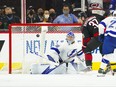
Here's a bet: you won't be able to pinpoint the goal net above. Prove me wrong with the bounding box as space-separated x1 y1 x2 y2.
8 23 82 74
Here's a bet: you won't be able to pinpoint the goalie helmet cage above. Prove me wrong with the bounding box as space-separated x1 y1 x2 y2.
9 23 82 74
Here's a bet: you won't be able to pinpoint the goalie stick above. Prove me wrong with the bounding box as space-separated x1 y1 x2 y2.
40 49 84 74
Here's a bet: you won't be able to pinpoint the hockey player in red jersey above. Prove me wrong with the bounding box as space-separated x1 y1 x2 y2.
80 2 105 71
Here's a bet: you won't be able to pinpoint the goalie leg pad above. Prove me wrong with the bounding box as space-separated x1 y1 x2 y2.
30 63 50 74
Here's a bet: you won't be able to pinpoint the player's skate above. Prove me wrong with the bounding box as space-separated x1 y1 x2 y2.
98 68 106 74
98 64 111 74
81 66 92 72
97 65 114 76
97 68 106 77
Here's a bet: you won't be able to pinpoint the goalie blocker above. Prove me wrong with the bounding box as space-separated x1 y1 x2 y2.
83 36 103 53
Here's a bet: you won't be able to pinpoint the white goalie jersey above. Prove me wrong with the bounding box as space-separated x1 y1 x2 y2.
30 31 86 74
46 40 84 64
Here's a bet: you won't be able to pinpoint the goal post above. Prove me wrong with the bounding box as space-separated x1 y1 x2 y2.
40 26 48 58
9 23 82 74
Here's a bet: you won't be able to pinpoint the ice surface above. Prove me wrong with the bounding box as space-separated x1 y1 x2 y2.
0 71 116 87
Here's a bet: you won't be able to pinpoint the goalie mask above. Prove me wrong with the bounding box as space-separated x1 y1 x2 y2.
66 31 75 45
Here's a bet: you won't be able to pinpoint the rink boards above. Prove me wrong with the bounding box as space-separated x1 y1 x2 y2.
0 33 116 71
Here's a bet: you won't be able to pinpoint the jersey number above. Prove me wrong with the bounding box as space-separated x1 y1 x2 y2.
89 19 98 27
109 20 116 28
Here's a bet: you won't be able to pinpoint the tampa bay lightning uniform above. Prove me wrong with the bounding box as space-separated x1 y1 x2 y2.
99 16 116 54
30 32 86 74
98 12 116 73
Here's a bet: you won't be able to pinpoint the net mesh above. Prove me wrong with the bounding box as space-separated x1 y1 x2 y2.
8 23 82 74
12 25 81 33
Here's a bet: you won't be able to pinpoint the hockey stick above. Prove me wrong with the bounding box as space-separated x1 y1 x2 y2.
97 66 115 77
41 50 83 74
110 63 116 66
109 64 115 76
105 63 115 76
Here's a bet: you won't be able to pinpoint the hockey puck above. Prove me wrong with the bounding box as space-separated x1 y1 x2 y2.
36 34 40 37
